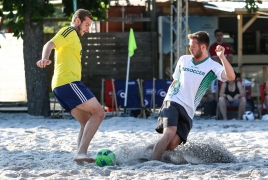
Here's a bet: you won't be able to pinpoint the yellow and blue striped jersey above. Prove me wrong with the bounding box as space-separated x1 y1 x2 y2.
51 26 82 90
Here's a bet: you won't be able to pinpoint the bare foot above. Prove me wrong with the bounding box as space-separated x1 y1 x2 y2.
73 154 95 163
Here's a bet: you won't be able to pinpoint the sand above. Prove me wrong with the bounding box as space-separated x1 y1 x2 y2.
0 112 268 179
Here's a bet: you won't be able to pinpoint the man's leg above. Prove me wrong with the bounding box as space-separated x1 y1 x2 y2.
150 126 177 160
238 97 246 120
71 109 91 149
147 133 182 150
219 97 227 120
72 97 105 162
166 133 182 150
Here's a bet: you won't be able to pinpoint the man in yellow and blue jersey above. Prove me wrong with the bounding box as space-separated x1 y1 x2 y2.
36 9 105 164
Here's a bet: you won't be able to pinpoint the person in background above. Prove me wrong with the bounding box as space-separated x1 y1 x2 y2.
147 31 235 161
209 29 234 100
218 72 246 120
36 9 105 164
209 29 233 65
200 89 217 119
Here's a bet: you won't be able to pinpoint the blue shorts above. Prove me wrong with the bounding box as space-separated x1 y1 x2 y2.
53 81 95 112
226 99 239 107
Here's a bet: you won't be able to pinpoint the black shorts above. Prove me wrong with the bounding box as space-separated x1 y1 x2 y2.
156 101 193 143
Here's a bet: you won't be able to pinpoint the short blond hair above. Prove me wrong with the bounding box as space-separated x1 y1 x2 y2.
71 9 93 25
188 31 210 49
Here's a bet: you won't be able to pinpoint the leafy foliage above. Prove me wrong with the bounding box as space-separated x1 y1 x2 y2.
1 0 54 38
62 0 109 21
0 0 110 38
245 0 262 14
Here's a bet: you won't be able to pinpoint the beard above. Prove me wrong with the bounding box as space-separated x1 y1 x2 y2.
190 48 202 59
77 24 83 37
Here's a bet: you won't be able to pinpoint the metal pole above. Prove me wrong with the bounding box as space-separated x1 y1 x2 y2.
124 56 131 113
177 0 181 60
106 10 109 32
122 6 125 32
170 0 173 80
158 17 163 79
185 0 189 54
73 0 77 12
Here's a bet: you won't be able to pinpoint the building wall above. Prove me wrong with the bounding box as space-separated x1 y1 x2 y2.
101 6 146 32
0 34 27 102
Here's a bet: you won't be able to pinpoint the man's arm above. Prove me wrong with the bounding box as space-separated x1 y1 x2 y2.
215 45 235 81
226 54 233 64
210 43 233 65
211 56 222 65
168 80 178 90
211 54 233 65
209 44 222 64
36 41 55 68
219 82 227 97
236 81 245 98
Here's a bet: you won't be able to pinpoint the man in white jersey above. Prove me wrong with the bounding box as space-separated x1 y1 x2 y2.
148 31 235 160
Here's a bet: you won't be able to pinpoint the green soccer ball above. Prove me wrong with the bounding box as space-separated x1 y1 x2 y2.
95 149 116 167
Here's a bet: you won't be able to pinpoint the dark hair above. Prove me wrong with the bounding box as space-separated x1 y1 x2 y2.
234 71 240 80
214 29 223 35
71 9 93 25
187 31 210 49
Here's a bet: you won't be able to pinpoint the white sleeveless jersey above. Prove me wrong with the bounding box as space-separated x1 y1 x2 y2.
165 55 226 119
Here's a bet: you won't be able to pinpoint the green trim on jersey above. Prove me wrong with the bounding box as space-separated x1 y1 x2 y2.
191 56 209 66
165 55 224 119
170 65 182 95
194 70 217 108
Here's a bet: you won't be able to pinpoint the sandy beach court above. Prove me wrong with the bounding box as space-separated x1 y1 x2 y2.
0 112 268 179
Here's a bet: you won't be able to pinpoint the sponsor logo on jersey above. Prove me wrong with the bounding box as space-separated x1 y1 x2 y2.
181 67 205 76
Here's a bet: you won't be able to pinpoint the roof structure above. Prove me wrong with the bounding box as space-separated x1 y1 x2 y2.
204 1 268 16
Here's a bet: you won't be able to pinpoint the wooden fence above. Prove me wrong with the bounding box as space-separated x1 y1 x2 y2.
45 32 158 101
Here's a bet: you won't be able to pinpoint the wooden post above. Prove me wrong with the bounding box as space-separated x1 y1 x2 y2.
137 79 146 118
237 14 243 76
101 79 105 110
0 15 5 30
263 66 267 82
111 79 119 116
237 13 259 79
105 10 109 32
121 6 125 32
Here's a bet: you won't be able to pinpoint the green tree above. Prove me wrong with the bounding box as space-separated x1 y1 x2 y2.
0 0 109 117
245 0 262 14
62 0 109 20
1 0 54 117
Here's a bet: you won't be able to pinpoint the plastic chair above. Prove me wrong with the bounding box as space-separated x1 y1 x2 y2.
114 79 141 109
217 80 250 119
104 79 118 115
143 79 172 117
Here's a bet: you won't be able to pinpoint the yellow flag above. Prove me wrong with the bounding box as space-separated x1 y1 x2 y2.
128 28 137 57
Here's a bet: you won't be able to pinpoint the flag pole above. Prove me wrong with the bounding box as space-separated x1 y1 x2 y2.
124 56 130 114
122 28 136 116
